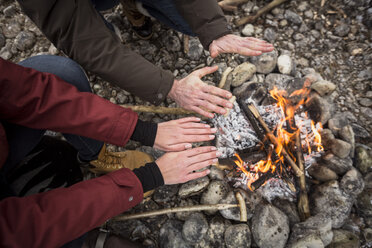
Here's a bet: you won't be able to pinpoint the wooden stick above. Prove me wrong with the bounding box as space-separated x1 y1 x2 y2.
114 203 239 221
247 104 303 177
218 0 249 11
183 34 189 55
236 191 247 222
295 131 311 220
224 96 236 117
121 104 196 115
321 0 326 7
235 0 289 26
218 67 233 89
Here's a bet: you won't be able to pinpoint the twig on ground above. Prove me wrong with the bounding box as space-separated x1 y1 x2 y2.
218 0 249 12
218 67 233 89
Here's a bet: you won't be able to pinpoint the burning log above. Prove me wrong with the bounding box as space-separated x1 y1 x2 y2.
245 103 303 177
235 0 289 26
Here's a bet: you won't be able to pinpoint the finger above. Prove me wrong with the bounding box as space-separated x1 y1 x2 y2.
200 91 233 109
188 158 217 172
246 37 273 45
185 146 217 157
195 98 227 115
188 151 220 165
176 116 201 124
175 134 215 144
182 127 217 135
192 66 219 78
181 122 212 129
242 41 274 52
190 106 215 118
166 143 192 152
203 84 232 99
184 169 210 182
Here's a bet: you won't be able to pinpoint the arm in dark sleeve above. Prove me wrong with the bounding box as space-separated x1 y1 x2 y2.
174 0 232 49
0 58 137 147
17 0 174 105
0 168 143 248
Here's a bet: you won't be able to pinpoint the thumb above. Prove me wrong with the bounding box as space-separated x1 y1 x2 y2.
192 66 219 78
209 44 219 58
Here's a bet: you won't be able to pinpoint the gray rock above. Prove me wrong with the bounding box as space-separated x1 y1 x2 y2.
330 139 352 159
178 176 209 198
2 21 21 38
308 163 338 182
264 28 277 42
0 47 12 60
320 153 353 176
311 80 336 96
187 37 203 61
208 166 225 181
242 24 255 36
251 204 289 248
204 216 231 248
264 73 294 90
340 169 365 198
224 224 251 248
160 220 191 248
328 229 360 248
229 62 256 87
288 213 333 247
200 180 229 214
277 54 294 75
356 188 372 217
182 213 208 244
14 31 36 51
365 172 372 189
334 23 350 37
355 146 372 174
306 93 332 124
175 199 196 221
359 97 372 107
116 92 128 104
0 33 4 48
328 113 349 136
162 32 181 52
339 125 355 158
153 184 179 205
363 228 372 244
3 5 16 17
321 129 335 147
285 10 303 25
250 50 278 74
311 180 353 228
272 199 300 228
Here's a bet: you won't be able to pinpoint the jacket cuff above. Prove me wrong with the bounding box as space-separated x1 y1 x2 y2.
151 69 174 105
130 120 158 147
132 162 164 192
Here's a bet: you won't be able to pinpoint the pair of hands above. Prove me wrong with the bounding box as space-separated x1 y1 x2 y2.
154 35 274 185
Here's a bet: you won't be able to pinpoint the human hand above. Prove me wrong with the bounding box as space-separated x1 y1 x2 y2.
168 66 233 118
156 146 220 184
154 117 217 152
209 34 274 58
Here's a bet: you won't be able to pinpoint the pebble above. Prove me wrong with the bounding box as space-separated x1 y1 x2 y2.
264 27 276 42
284 10 303 25
187 37 203 61
229 62 256 87
334 22 350 37
159 220 190 248
330 138 352 159
200 180 229 214
359 98 372 107
224 224 251 248
277 54 294 75
182 213 208 243
241 24 254 36
14 31 36 51
3 5 16 17
3 21 21 38
250 50 278 74
308 164 339 182
178 176 209 198
311 80 336 96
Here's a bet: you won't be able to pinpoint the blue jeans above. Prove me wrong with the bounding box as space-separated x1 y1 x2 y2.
91 0 195 35
2 55 103 174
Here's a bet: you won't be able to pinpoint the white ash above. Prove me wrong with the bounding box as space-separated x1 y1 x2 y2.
212 101 281 158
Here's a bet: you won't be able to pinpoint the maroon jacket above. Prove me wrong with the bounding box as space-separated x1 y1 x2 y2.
0 58 144 247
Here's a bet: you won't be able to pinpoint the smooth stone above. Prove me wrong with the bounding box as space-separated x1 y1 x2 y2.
288 213 333 247
162 31 181 52
250 50 278 74
242 24 255 36
264 73 294 90
182 213 208 244
153 184 179 205
320 152 353 176
331 139 352 159
3 21 21 38
264 27 277 42
285 10 303 24
0 33 5 48
311 80 336 96
175 199 196 221
178 176 210 198
359 98 372 107
224 224 251 248
229 62 256 87
356 188 372 217
272 199 300 228
321 129 335 147
306 93 332 124
208 166 225 181
159 220 191 248
203 216 231 248
252 204 289 248
340 169 365 198
339 125 355 157
312 180 353 228
308 163 338 182
14 31 36 51
328 230 360 248
355 146 372 174
277 54 294 75
334 22 350 37
187 37 203 61
200 180 229 214
328 113 349 135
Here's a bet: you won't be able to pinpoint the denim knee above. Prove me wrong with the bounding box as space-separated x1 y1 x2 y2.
18 55 91 93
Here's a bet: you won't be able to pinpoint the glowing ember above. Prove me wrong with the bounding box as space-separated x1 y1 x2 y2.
234 83 324 191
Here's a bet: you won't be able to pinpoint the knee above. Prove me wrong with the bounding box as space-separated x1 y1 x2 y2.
19 55 91 93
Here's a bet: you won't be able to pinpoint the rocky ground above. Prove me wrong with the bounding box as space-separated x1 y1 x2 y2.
1 0 371 247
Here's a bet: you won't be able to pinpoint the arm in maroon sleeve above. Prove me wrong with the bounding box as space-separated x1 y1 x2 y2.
0 168 143 248
0 58 137 147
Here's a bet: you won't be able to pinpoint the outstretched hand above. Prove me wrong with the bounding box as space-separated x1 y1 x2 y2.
209 34 274 58
154 117 217 152
168 66 233 118
156 146 220 184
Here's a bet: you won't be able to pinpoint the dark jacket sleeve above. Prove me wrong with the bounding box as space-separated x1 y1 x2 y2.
0 168 143 248
17 0 174 105
174 0 231 49
0 58 137 147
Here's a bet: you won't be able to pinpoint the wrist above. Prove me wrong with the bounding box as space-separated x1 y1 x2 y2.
168 79 179 100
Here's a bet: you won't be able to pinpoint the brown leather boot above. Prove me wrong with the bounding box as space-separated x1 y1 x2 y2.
120 0 153 39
